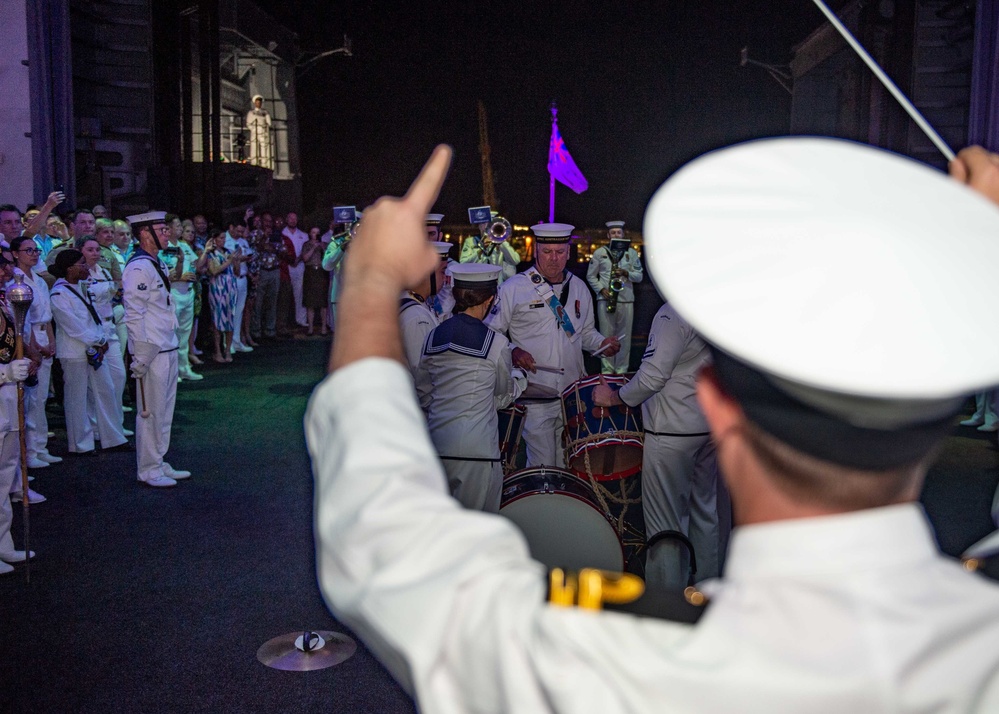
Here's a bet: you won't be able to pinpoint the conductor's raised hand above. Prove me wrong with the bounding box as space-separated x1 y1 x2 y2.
345 145 452 293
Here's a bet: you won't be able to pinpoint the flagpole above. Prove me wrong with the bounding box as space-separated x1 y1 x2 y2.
549 103 557 222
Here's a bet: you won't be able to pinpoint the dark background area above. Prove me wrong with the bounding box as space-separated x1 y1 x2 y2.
256 1 824 226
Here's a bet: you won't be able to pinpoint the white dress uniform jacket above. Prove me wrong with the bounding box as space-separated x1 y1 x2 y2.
587 246 643 374
459 237 520 283
618 303 726 588
484 268 605 466
123 249 180 482
10 268 53 461
308 358 999 714
399 293 440 380
415 313 526 511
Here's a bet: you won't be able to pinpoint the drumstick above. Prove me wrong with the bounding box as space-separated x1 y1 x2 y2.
533 365 564 375
592 335 626 358
810 0 955 162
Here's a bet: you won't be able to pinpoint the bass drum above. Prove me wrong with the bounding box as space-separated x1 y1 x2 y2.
500 467 624 572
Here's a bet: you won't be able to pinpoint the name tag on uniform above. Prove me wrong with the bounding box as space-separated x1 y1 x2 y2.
528 301 545 309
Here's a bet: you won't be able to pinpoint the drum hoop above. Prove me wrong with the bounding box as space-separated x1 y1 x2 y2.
501 468 624 538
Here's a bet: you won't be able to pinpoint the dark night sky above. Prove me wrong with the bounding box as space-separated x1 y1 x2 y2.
257 1 825 228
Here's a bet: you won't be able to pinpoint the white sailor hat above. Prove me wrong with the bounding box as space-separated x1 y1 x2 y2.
449 262 501 288
643 137 999 469
252 94 264 102
425 213 444 225
126 211 167 230
605 220 625 229
431 241 452 258
531 222 574 243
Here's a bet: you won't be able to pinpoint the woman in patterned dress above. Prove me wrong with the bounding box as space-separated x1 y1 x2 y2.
206 232 240 363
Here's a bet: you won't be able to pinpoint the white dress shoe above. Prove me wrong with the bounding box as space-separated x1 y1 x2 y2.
179 370 204 381
234 344 253 353
123 405 134 413
11 488 46 504
37 452 62 464
0 550 34 563
0 561 12 575
27 457 50 469
142 475 177 488
122 428 134 437
163 463 191 480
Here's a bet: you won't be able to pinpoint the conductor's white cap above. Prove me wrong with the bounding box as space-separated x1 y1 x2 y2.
643 137 999 400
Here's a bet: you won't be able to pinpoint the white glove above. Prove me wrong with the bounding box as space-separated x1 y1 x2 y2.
0 359 32 383
130 361 148 379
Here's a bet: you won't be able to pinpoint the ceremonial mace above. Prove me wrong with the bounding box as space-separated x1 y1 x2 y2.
8 274 33 582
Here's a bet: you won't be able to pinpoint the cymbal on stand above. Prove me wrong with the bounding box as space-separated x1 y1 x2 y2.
256 630 358 671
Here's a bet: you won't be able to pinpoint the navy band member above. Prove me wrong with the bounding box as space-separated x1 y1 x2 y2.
416 263 526 511
459 208 520 283
426 213 455 318
308 142 999 712
594 302 728 591
399 240 451 380
484 223 618 467
586 220 643 373
123 211 191 488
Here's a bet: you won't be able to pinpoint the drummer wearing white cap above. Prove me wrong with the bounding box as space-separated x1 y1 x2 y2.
307 142 999 712
484 223 618 468
415 263 526 511
398 240 451 380
587 221 642 374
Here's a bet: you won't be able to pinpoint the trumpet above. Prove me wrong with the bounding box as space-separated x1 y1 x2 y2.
331 220 360 249
484 215 511 243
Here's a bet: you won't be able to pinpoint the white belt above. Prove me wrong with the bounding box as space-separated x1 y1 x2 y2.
171 282 192 294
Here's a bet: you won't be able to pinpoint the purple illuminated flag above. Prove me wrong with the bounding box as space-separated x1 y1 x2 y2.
548 118 588 194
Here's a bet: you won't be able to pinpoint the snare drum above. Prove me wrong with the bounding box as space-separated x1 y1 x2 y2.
497 404 527 475
500 467 624 572
561 374 643 481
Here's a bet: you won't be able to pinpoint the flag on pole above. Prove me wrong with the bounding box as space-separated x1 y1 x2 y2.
548 110 588 194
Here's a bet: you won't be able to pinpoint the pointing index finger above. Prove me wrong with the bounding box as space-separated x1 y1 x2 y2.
405 145 453 213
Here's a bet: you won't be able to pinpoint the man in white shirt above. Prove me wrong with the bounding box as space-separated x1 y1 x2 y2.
306 142 999 713
282 212 308 329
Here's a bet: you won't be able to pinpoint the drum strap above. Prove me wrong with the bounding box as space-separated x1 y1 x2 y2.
644 430 711 437
439 455 502 463
526 267 575 336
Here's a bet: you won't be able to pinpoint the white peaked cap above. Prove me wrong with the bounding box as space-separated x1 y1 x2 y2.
642 137 999 399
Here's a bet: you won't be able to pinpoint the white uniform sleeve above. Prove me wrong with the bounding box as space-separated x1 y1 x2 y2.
308 358 693 713
587 249 605 293
122 263 152 345
399 306 435 379
575 280 606 354
483 280 513 337
322 240 345 272
625 248 643 283
618 307 685 407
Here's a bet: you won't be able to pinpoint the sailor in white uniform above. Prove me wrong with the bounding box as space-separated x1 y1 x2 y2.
587 221 643 374
123 212 191 488
459 208 520 283
308 142 999 714
416 263 526 511
425 213 455 319
484 223 618 467
594 301 727 591
399 241 451 380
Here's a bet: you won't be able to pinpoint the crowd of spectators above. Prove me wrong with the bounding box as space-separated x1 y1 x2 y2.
0 195 335 547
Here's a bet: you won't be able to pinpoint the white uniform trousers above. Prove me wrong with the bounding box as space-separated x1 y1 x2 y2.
595 300 634 374
104 340 126 429
231 275 248 347
24 356 52 460
0 431 21 555
642 433 729 591
135 350 178 482
522 399 565 468
172 286 195 372
290 263 307 326
443 459 503 512
61 358 126 453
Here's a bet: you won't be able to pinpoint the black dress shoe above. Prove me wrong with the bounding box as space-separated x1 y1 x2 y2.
101 442 135 454
67 450 98 457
